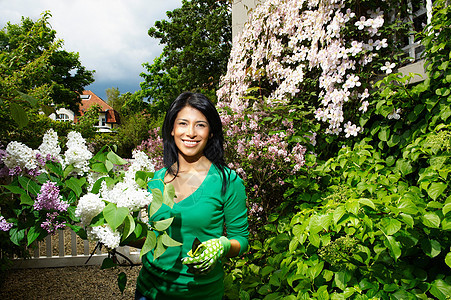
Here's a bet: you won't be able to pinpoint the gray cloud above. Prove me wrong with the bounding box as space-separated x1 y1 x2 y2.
0 0 182 99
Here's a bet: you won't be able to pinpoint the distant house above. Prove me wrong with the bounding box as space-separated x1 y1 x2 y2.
49 90 120 132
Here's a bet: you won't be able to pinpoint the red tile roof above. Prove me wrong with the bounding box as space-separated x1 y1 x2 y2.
76 90 119 124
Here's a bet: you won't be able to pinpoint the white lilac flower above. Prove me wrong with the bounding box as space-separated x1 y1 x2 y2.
75 193 105 226
63 131 92 175
38 128 61 162
123 150 155 184
87 224 121 249
3 141 38 172
101 181 152 212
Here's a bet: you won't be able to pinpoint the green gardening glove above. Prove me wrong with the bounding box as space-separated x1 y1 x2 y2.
181 236 231 274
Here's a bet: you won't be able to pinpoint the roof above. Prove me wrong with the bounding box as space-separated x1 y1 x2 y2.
77 90 119 124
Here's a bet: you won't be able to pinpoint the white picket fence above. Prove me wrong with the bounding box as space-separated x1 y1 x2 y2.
11 229 141 269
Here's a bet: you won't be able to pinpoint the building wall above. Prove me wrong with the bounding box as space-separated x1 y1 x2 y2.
232 0 262 40
48 108 75 122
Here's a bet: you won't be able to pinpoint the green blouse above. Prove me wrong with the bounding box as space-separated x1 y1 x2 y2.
136 164 249 299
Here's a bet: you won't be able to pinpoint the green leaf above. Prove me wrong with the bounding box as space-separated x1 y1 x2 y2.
359 198 375 210
121 215 135 241
17 91 39 106
398 199 418 214
149 188 163 217
105 160 114 172
154 235 167 259
395 159 413 176
91 162 108 173
385 235 401 261
103 203 129 231
333 206 346 224
422 213 441 228
430 279 451 300
161 232 182 247
117 272 127 294
101 257 117 269
63 164 75 178
307 261 324 281
427 182 447 200
140 231 156 258
334 270 352 291
153 217 174 231
27 226 41 246
135 171 154 189
308 232 320 248
380 218 402 235
10 102 29 128
18 176 41 196
65 177 84 197
9 228 25 246
421 239 441 258
163 183 176 208
107 151 128 165
445 252 451 268
443 203 451 216
20 193 34 206
2 185 26 195
46 161 63 177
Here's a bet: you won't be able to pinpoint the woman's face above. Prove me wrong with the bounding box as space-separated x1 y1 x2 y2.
171 105 211 162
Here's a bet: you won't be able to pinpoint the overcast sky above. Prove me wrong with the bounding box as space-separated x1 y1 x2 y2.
1 0 182 100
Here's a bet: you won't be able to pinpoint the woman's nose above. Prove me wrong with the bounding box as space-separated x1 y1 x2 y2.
187 125 196 137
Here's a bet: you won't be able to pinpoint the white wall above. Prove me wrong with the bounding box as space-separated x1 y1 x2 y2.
232 0 262 40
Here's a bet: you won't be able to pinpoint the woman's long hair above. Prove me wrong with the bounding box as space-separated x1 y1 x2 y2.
162 92 230 194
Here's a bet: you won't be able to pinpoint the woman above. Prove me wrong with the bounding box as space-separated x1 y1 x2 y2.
135 92 249 299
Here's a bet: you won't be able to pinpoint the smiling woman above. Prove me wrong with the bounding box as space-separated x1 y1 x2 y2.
134 92 249 299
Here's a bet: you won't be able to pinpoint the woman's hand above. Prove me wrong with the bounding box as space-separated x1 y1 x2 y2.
181 236 231 274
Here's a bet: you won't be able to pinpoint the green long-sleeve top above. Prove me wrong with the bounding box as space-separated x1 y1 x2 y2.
136 164 249 299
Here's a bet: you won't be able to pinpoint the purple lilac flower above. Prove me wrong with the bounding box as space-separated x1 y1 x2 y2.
34 181 69 212
9 166 22 176
41 212 66 235
0 216 13 231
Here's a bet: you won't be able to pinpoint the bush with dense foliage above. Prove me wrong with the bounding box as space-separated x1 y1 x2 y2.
219 0 451 299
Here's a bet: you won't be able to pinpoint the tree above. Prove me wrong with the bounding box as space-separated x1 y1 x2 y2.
0 11 94 145
138 0 232 113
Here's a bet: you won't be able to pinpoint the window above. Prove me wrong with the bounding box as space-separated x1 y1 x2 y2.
80 94 91 100
101 118 106 126
56 113 70 122
402 0 433 61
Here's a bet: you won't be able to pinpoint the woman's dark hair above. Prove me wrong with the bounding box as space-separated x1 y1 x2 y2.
162 92 230 194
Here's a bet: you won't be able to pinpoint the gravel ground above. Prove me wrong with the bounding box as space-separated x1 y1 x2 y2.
0 265 141 299
0 230 142 299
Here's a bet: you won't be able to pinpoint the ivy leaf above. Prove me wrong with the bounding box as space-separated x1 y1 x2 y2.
427 182 447 201
103 203 129 231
